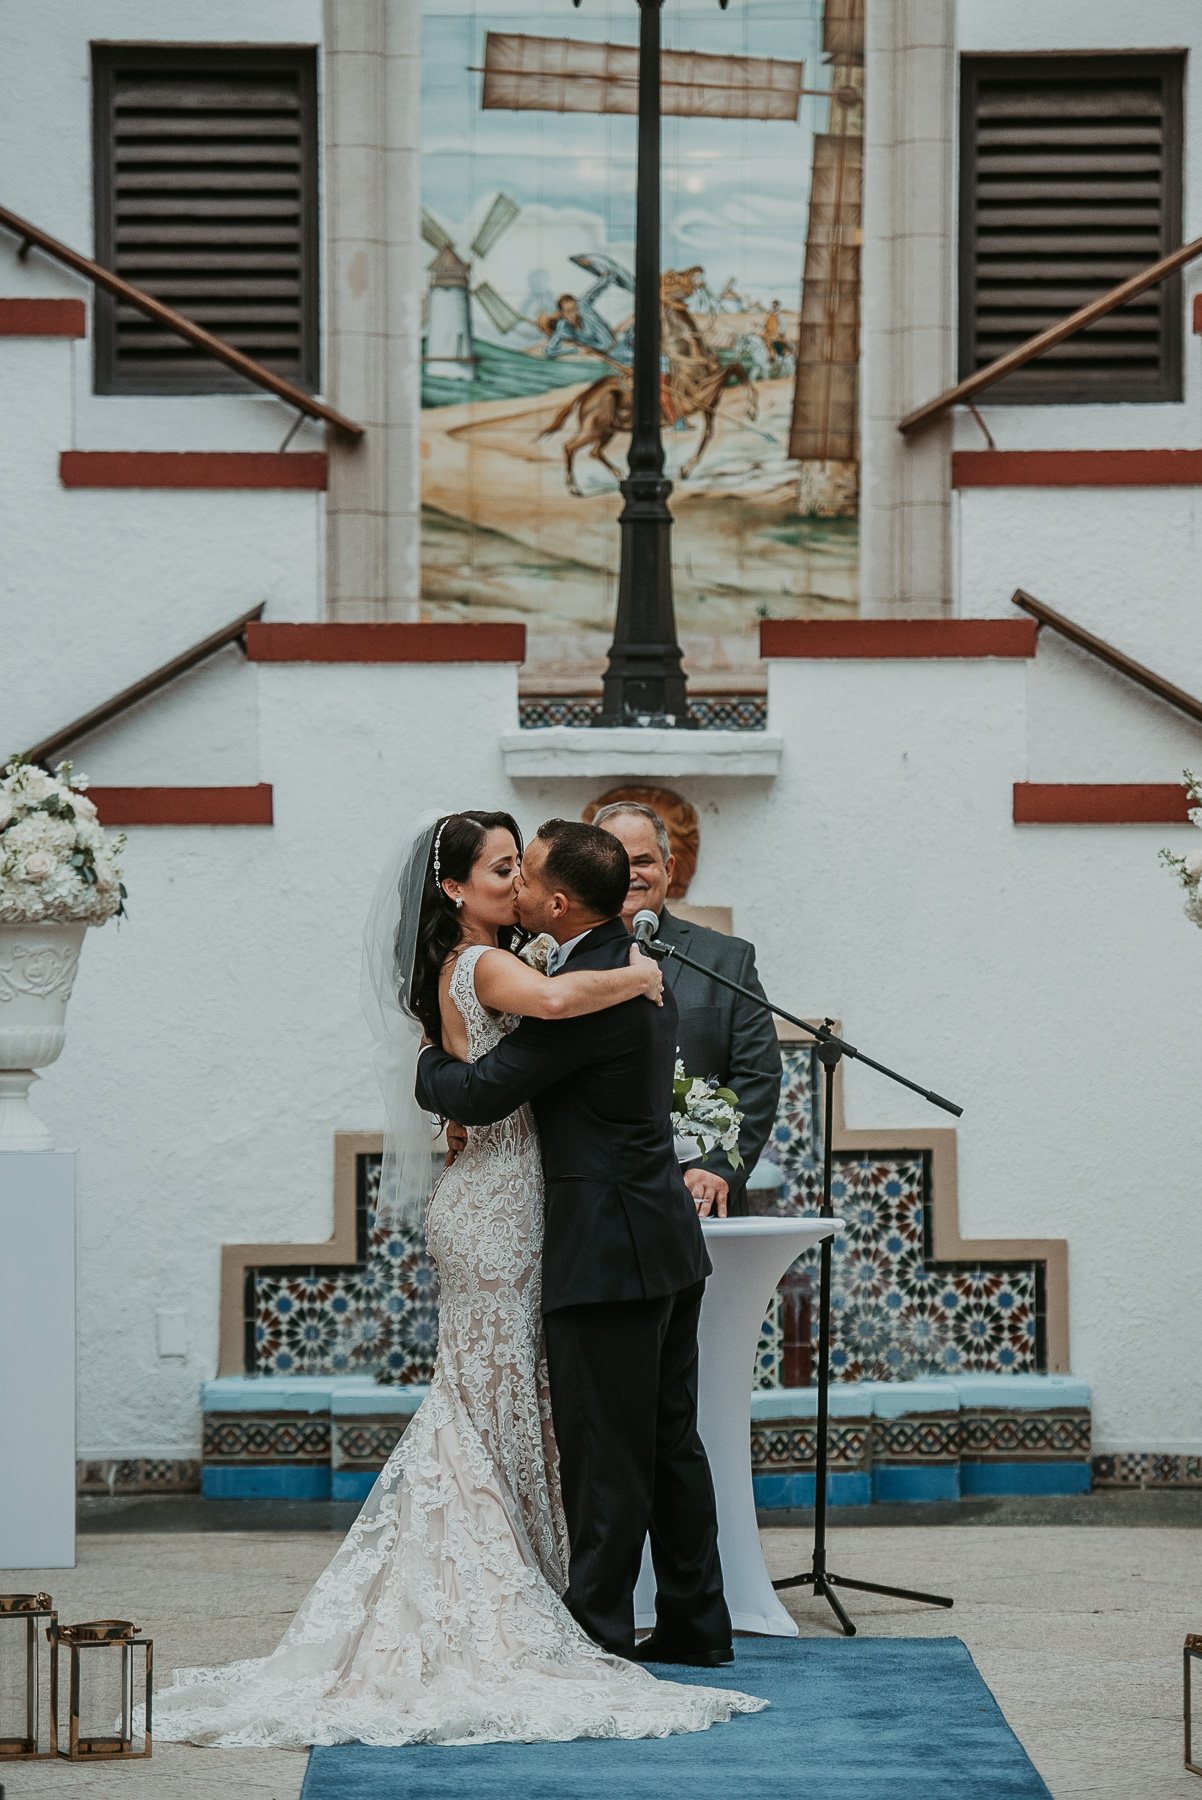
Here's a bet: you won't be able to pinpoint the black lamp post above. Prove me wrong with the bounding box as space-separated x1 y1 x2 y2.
589 0 726 729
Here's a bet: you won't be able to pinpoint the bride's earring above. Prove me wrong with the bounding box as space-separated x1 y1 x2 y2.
454 897 463 909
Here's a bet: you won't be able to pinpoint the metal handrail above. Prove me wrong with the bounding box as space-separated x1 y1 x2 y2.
1012 587 1202 728
0 201 363 442
22 604 266 769
900 234 1202 438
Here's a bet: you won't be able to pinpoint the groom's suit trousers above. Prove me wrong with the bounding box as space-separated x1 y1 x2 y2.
543 1278 730 1660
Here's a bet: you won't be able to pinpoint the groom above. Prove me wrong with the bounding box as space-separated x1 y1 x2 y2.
416 818 733 1666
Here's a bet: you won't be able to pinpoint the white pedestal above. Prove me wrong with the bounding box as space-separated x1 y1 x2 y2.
635 1215 840 1637
0 1152 76 1568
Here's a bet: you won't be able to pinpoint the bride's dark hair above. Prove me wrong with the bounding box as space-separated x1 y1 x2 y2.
407 810 524 1044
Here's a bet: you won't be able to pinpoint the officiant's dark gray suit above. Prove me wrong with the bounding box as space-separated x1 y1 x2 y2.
655 908 782 1214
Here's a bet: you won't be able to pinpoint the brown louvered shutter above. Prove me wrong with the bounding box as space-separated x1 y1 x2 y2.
959 55 1183 404
92 46 318 394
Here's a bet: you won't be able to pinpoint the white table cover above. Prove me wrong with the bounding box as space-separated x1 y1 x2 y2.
634 1214 841 1637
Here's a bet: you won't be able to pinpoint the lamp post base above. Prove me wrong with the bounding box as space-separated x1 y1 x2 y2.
595 473 690 727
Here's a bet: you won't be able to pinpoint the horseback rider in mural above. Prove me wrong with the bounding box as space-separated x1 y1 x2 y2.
536 254 758 496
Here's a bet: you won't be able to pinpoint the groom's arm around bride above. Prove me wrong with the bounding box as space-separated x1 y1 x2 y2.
416 820 734 1665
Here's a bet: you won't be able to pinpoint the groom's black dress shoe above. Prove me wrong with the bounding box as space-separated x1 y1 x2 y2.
630 1634 734 1667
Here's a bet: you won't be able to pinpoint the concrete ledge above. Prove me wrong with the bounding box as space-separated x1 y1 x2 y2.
501 726 783 779
200 1376 344 1412
330 1383 428 1416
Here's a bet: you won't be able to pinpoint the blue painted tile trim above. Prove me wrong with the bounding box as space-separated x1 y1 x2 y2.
753 1471 871 1509
872 1464 961 1504
960 1461 1091 1497
202 1465 333 1500
331 1471 379 1501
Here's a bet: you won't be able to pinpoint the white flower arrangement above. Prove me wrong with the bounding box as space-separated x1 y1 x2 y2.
0 758 127 926
1159 769 1202 930
517 932 557 974
671 1058 744 1170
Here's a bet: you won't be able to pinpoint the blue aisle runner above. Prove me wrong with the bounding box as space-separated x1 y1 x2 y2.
300 1636 1052 1800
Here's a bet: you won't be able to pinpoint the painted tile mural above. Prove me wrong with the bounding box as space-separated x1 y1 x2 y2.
248 1160 440 1383
751 1047 1043 1386
246 1050 1041 1388
419 0 863 690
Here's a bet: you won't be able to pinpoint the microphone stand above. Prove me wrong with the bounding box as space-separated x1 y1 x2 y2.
643 930 960 1635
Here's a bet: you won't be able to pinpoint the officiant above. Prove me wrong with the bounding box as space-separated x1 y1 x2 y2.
592 801 782 1219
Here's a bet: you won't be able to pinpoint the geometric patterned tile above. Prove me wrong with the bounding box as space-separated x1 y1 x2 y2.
1091 1451 1202 1488
242 1061 1043 1396
874 1414 961 1465
960 1410 1090 1461
76 1458 201 1494
246 1156 440 1384
332 1418 410 1470
202 1414 331 1465
519 696 767 731
753 1047 1043 1386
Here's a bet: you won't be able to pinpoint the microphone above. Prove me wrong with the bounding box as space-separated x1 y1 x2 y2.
632 909 659 949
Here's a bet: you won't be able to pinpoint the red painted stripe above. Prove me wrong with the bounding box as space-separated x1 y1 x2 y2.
59 452 327 490
0 298 87 336
89 785 274 825
1013 783 1192 824
246 622 527 663
760 619 1036 659
953 449 1202 489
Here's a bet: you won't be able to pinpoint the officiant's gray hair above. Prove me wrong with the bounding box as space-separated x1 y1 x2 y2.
592 800 672 867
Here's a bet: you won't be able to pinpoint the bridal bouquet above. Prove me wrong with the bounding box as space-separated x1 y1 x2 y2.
672 1058 744 1170
1159 769 1202 930
0 758 127 925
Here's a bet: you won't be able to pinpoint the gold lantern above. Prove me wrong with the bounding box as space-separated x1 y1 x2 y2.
0 1594 57 1759
1187 1634 1202 1777
49 1620 152 1760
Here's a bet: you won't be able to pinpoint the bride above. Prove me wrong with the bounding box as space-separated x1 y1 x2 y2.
151 809 766 1748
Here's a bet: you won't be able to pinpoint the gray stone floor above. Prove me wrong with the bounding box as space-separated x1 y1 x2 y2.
2 1518 1199 1799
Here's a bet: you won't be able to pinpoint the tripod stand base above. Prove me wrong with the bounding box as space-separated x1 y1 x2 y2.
772 1567 955 1637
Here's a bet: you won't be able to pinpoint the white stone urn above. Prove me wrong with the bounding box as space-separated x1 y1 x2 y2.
0 921 88 1151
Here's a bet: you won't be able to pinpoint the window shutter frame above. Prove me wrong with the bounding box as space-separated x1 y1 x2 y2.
958 52 1184 406
91 42 319 396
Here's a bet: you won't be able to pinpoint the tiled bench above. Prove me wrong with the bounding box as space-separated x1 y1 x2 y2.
202 1373 1091 1504
751 1374 1091 1507
201 1377 427 1500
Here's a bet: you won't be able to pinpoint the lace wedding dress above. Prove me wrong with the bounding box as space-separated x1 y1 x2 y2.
152 945 766 1748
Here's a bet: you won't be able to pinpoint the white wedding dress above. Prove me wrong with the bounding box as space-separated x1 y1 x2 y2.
152 945 766 1748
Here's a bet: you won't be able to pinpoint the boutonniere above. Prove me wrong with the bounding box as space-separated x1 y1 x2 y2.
517 932 557 975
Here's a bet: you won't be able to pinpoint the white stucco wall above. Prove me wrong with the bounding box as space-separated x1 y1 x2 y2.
0 0 328 764
34 659 520 1459
23 642 1202 1461
3 0 1201 1467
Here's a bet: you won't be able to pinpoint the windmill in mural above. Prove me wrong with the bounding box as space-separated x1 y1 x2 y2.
421 193 524 379
788 0 864 513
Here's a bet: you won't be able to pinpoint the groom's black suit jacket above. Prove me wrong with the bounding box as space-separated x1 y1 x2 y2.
415 916 710 1313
